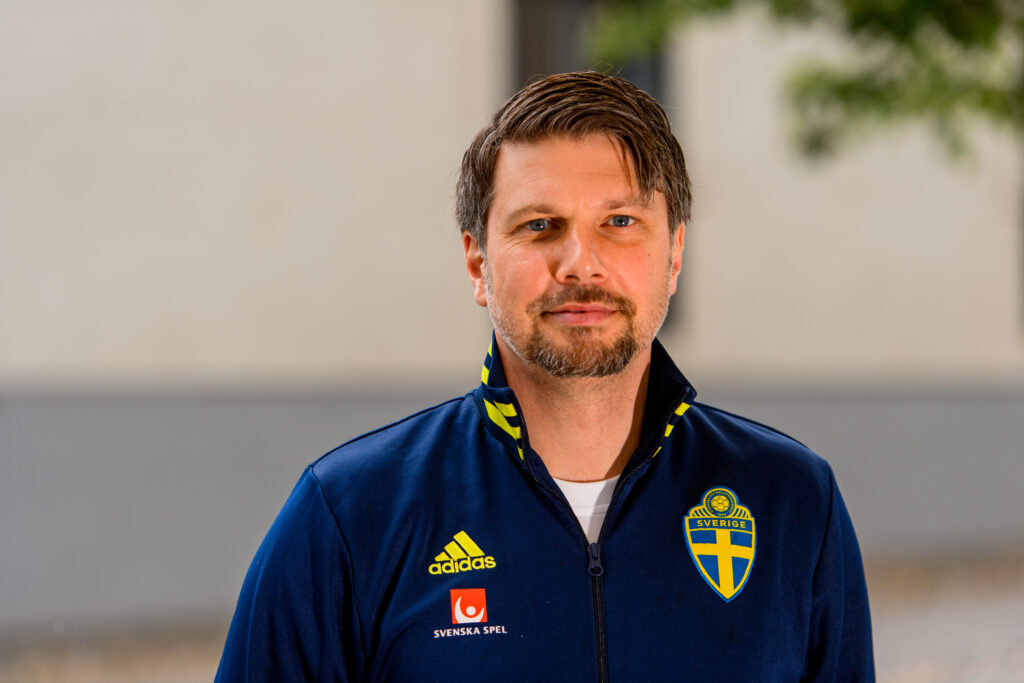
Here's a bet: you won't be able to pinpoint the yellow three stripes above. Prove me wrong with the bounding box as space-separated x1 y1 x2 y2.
435 531 486 562
483 399 524 459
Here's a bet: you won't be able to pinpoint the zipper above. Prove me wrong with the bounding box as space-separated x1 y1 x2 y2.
514 394 611 683
588 543 609 683
507 387 692 683
572 415 685 683
509 398 605 683
581 453 650 683
522 460 611 683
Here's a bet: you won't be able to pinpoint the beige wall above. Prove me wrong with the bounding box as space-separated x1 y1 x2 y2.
1 0 508 387
660 10 1024 385
2 2 1021 388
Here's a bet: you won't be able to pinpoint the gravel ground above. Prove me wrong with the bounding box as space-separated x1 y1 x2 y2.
2 556 1022 682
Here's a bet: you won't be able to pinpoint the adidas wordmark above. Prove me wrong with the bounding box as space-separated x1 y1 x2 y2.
428 531 497 575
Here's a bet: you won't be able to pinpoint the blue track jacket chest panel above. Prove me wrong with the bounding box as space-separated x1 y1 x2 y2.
217 339 874 682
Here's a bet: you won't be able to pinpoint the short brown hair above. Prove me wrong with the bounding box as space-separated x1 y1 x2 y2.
456 71 692 249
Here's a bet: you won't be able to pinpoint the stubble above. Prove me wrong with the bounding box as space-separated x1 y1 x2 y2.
484 268 672 378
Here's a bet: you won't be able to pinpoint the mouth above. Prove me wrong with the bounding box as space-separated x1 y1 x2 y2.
543 303 618 326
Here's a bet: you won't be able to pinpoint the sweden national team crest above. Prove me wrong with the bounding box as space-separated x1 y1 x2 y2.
684 487 757 602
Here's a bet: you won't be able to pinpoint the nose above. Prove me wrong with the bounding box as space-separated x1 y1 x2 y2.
552 225 606 284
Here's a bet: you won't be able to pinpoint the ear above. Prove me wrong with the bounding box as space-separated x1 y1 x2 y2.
668 221 685 296
463 232 488 307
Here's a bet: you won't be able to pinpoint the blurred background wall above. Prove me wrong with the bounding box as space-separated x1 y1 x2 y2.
1 0 1022 674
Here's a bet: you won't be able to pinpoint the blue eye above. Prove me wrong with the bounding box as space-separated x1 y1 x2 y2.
526 219 551 232
609 215 635 227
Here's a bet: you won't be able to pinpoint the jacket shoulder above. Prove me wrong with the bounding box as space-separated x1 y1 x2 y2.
694 401 808 445
320 392 470 453
308 392 479 499
685 400 834 485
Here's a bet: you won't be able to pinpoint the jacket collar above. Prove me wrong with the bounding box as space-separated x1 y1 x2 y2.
472 332 697 473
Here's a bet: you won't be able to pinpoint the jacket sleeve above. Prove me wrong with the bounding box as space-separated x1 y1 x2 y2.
804 470 875 681
215 468 363 682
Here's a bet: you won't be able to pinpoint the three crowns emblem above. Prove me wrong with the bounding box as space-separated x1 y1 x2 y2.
428 531 497 575
683 487 757 602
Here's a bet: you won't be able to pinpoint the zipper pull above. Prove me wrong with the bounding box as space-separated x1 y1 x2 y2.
588 543 604 577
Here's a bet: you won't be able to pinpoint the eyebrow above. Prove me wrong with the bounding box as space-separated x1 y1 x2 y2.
500 196 654 224
603 196 653 211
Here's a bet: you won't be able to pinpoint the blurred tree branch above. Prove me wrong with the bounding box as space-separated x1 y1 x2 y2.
584 0 1023 158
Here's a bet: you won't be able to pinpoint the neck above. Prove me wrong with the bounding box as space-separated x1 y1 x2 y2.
496 336 651 482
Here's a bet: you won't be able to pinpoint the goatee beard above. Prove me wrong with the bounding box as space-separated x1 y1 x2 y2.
521 284 640 378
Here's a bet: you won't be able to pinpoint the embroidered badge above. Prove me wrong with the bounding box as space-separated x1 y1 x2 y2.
683 487 756 602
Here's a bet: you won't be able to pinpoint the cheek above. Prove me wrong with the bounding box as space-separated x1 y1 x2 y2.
639 251 676 300
499 253 550 288
622 251 662 286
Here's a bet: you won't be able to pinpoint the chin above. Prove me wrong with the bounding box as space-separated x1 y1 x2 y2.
527 327 640 378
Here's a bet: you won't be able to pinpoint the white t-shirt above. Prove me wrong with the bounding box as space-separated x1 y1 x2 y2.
551 475 620 544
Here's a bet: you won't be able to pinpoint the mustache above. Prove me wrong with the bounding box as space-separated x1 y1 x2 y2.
527 285 637 317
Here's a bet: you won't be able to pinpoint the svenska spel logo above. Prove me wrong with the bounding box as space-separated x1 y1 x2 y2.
450 588 487 624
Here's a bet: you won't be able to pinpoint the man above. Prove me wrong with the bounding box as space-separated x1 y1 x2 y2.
217 71 874 681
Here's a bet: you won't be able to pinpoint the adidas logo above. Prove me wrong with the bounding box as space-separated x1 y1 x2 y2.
428 531 497 575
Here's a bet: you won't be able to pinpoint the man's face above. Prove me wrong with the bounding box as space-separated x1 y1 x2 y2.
464 133 685 377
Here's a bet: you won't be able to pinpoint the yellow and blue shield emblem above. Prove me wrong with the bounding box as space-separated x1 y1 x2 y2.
684 487 756 602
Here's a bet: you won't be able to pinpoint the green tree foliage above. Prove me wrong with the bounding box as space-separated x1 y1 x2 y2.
585 0 1023 157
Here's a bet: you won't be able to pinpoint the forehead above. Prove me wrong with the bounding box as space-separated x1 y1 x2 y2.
492 134 638 199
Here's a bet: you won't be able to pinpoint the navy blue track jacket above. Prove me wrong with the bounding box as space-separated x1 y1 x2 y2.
217 338 874 681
